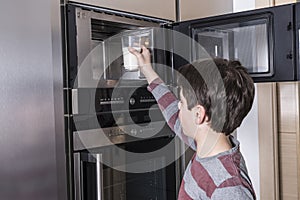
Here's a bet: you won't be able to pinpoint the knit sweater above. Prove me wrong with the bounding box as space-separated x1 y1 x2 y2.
147 78 256 200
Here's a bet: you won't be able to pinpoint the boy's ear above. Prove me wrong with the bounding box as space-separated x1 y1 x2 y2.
194 105 206 125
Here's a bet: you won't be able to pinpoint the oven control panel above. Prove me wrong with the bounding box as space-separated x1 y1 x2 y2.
72 86 157 114
71 86 165 130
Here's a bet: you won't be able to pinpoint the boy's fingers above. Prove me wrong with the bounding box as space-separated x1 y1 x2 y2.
128 48 144 66
128 47 139 55
141 46 149 54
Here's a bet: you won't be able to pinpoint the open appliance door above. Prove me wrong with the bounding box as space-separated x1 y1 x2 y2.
172 4 295 82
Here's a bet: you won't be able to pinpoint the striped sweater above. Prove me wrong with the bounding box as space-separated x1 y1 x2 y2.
147 78 256 200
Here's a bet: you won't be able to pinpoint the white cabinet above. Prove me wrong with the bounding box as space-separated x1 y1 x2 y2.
67 0 176 20
255 0 296 8
275 0 296 5
179 0 233 21
255 0 274 8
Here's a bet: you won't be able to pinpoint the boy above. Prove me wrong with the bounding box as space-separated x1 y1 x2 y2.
129 46 256 200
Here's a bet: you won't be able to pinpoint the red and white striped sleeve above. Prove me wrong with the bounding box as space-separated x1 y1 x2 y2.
147 77 196 150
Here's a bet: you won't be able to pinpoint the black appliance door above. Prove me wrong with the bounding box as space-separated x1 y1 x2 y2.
172 4 295 82
76 136 177 200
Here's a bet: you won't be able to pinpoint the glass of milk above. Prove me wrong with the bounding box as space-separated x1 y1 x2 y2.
122 35 141 71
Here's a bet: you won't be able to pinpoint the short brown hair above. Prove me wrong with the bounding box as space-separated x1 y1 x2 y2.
177 58 255 135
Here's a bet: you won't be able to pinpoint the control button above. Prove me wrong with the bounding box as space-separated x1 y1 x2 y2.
130 129 137 136
129 97 136 105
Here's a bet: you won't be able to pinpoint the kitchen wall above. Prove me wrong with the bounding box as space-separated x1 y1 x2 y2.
179 0 233 21
237 86 260 199
234 0 255 11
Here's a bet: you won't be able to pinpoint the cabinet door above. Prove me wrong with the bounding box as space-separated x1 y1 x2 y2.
179 0 233 21
275 0 296 6
277 82 300 200
255 0 295 8
257 83 280 200
66 0 176 20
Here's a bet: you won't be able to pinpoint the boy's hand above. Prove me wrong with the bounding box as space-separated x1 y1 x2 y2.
128 46 159 83
128 46 151 68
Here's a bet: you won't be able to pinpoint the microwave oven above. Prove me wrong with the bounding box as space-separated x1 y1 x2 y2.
65 3 300 92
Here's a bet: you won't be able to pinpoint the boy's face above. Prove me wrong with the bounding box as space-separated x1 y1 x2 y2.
178 90 198 139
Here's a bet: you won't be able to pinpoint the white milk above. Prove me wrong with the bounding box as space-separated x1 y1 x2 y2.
122 47 141 71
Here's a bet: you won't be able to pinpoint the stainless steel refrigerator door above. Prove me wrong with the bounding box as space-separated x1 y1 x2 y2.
0 0 66 199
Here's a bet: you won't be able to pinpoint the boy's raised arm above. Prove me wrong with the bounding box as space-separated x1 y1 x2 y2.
129 46 197 150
